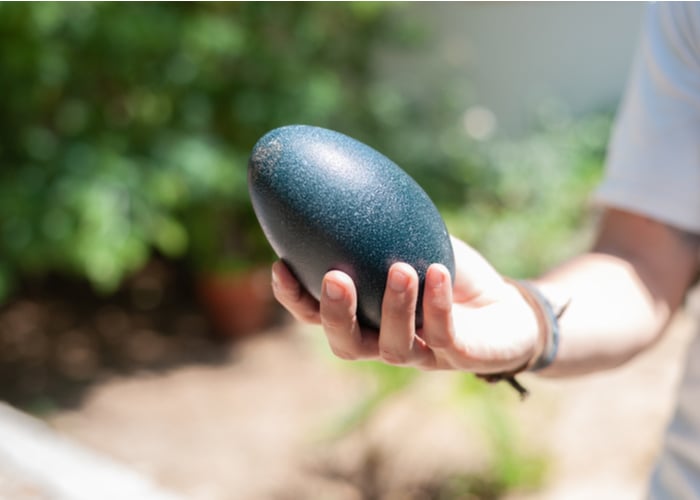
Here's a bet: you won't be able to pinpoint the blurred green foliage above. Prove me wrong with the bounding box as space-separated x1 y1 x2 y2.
446 111 611 278
0 2 608 302
0 2 413 298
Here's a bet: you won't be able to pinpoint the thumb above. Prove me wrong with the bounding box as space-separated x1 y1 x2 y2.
449 236 509 306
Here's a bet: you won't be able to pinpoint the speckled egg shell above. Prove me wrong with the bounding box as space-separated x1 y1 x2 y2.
248 125 454 329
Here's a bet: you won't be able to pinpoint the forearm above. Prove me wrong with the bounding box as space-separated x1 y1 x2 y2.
532 210 698 377
534 253 670 376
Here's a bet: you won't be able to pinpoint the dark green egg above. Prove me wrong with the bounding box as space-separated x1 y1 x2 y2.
248 125 454 330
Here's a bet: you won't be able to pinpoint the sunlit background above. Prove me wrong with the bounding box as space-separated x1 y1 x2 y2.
1 3 692 500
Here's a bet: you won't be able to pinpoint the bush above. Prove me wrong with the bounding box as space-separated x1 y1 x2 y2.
0 3 610 302
446 112 611 277
0 3 411 299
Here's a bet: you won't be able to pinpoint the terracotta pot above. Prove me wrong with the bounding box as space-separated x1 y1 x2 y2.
196 267 279 338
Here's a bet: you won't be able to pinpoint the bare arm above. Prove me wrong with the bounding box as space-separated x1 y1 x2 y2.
535 208 699 377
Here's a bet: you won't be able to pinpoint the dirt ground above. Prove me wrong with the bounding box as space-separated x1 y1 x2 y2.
0 266 697 499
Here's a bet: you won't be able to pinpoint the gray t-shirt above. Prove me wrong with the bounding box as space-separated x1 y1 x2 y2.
596 3 700 498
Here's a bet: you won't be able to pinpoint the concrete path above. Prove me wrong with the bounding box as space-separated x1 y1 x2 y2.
0 403 184 500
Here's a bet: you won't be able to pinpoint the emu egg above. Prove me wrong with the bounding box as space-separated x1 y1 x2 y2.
248 125 454 329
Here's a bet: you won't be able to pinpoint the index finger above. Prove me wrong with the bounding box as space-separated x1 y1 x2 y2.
271 261 321 324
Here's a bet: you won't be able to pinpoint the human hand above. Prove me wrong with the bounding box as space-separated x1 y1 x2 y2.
271 236 540 375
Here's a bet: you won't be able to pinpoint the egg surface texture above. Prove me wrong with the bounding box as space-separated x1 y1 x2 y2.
248 125 455 329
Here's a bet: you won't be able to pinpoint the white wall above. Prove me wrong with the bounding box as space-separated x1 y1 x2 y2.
381 2 645 137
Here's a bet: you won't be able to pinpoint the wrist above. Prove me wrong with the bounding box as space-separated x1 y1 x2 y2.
477 278 570 399
501 279 543 367
508 279 568 372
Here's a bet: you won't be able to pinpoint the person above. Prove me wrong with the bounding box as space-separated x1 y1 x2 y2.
270 3 699 498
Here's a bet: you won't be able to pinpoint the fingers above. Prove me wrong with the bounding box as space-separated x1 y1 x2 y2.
273 260 439 368
421 263 457 350
378 263 418 363
377 263 437 368
420 263 473 370
275 252 533 374
271 261 321 324
320 271 378 360
320 263 435 367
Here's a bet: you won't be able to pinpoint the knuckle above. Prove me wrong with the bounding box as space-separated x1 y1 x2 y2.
273 276 296 296
297 309 320 324
427 297 452 314
385 296 417 317
273 283 301 305
321 315 349 331
330 345 358 361
379 347 408 365
423 330 452 350
271 285 286 303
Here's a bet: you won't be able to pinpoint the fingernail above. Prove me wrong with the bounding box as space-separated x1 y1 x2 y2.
271 269 280 289
389 268 409 292
324 281 344 301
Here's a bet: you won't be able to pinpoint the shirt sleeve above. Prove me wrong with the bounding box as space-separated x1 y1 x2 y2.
595 2 700 234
